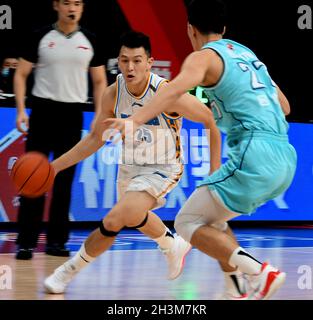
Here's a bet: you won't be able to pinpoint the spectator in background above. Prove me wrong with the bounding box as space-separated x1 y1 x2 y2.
0 57 18 93
14 0 107 260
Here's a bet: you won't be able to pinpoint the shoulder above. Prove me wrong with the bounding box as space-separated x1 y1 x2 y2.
97 83 117 116
181 50 222 78
31 25 54 39
152 73 168 82
79 27 97 42
20 25 54 62
150 73 168 91
186 50 220 64
106 83 118 101
24 25 54 47
156 79 169 92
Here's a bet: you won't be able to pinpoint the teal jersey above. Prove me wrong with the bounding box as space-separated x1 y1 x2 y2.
201 39 288 136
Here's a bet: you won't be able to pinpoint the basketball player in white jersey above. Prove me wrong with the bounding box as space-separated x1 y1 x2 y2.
44 31 221 294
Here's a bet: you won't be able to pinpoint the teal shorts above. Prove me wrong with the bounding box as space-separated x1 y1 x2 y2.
199 130 297 215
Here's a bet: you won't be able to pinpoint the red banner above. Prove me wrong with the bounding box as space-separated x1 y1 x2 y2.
117 0 192 79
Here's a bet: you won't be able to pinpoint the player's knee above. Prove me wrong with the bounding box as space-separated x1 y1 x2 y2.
99 220 120 238
211 221 228 232
124 212 148 228
102 217 123 234
130 212 149 229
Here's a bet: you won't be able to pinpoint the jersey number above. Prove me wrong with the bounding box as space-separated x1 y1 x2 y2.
136 127 153 143
238 61 276 90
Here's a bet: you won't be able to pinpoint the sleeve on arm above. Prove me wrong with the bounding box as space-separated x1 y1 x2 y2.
20 30 41 63
86 31 106 68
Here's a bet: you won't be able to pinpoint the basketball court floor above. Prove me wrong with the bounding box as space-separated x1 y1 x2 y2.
1 227 313 300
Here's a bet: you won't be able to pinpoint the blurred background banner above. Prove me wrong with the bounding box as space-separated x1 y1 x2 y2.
0 0 312 222
1 108 312 222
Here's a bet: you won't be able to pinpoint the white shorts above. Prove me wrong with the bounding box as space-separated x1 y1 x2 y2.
117 164 183 209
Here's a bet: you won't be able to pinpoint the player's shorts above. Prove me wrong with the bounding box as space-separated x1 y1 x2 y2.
117 163 184 209
199 130 297 215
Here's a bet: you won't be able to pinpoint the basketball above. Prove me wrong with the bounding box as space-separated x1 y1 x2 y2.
10 152 55 198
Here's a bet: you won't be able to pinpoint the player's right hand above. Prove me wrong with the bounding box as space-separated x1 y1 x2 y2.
16 110 29 134
103 118 140 144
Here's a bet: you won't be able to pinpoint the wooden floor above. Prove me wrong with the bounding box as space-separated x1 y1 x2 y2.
1 229 313 300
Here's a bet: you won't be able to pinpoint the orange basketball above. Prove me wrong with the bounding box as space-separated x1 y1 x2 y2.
10 152 55 198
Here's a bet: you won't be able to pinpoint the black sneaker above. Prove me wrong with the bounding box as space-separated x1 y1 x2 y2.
45 244 70 257
16 248 33 260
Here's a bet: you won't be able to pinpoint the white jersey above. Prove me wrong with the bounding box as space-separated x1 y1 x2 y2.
23 25 103 103
114 72 183 166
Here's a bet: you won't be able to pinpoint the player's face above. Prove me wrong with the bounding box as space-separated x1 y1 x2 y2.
54 0 84 24
118 46 153 85
118 47 153 86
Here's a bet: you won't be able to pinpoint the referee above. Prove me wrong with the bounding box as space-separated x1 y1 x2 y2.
14 0 107 259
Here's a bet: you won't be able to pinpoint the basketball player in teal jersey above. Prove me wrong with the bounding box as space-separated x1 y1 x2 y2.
106 0 297 300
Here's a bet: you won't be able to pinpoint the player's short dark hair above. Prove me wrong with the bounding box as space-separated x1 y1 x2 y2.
53 0 84 3
53 0 84 2
185 0 227 35
119 31 151 57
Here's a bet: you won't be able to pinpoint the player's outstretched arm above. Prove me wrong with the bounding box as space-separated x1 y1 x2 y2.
51 85 116 174
104 50 216 135
128 50 212 126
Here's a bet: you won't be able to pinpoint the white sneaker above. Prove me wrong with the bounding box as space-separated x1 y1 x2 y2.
44 264 77 294
160 234 192 280
220 271 249 300
248 262 286 300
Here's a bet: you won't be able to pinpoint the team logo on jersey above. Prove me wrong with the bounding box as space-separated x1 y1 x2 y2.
131 102 143 107
227 43 234 50
77 45 90 50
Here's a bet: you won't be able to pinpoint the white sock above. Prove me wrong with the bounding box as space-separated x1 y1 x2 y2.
154 228 174 250
224 269 246 295
229 247 262 275
64 243 96 273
